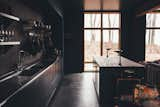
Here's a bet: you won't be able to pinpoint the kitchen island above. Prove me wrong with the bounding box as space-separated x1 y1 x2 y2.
93 56 145 107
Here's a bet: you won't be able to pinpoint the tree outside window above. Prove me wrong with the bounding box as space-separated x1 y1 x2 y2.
84 13 120 71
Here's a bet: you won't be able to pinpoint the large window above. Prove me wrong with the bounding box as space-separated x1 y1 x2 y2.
146 13 160 61
84 13 120 71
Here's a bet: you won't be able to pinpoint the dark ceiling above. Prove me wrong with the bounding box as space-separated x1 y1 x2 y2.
9 0 149 13
0 0 155 16
56 0 147 10
121 0 146 10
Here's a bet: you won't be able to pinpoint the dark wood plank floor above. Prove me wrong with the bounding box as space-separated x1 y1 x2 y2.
48 73 99 107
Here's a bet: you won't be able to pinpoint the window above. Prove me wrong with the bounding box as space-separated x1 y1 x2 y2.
84 30 101 62
84 13 101 28
84 13 120 71
103 30 119 56
146 13 160 61
84 0 120 11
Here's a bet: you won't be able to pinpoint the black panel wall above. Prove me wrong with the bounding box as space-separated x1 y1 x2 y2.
129 14 146 61
63 1 83 74
121 9 146 62
121 9 133 58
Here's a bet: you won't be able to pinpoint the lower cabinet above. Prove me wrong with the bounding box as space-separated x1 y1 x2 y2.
3 56 63 107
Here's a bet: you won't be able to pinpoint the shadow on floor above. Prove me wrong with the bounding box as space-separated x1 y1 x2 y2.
48 73 99 107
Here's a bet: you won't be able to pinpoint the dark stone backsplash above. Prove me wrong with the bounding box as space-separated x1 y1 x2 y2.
0 0 56 77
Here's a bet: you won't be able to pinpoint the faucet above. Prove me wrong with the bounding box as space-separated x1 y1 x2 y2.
118 50 123 66
106 48 111 58
18 50 25 70
114 49 123 66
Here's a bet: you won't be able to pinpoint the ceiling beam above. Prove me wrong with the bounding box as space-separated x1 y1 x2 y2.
135 0 160 17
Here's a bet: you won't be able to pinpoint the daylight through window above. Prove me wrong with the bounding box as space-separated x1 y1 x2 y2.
84 13 120 71
146 13 160 61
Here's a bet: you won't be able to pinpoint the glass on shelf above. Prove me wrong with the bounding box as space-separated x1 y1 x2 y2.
5 31 8 35
11 31 15 36
8 31 11 36
2 30 5 35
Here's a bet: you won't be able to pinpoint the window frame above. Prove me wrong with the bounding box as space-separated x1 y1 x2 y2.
145 12 160 61
83 12 121 71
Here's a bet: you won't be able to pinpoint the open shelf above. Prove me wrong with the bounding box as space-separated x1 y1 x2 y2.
0 41 20 45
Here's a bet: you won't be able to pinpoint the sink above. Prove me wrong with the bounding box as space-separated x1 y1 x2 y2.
20 63 44 76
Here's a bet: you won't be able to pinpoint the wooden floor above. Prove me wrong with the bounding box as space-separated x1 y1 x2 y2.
48 73 99 107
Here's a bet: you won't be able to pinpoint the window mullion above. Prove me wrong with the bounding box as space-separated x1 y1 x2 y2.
101 12 103 56
100 0 103 56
